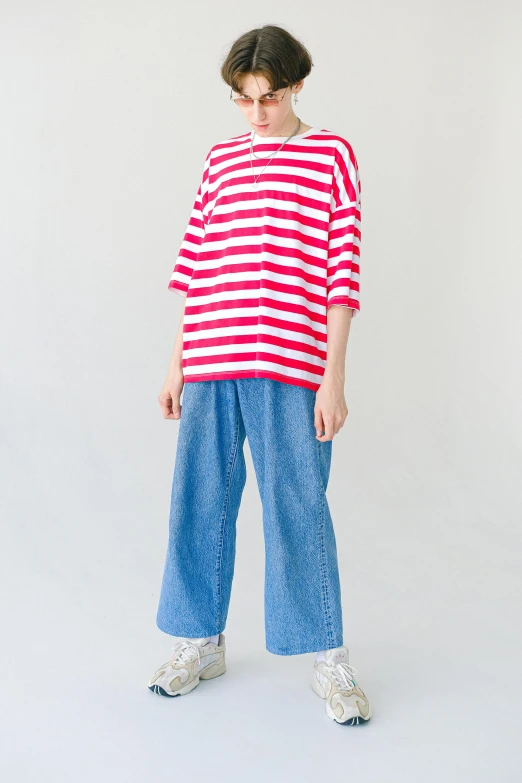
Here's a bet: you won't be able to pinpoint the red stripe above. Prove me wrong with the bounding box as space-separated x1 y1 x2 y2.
184 294 327 326
183 312 327 344
183 331 327 362
200 222 329 253
183 349 324 378
190 259 326 292
209 185 331 218
186 277 326 309
187 241 329 271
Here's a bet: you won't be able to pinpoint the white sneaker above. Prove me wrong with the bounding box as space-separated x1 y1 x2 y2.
148 633 226 697
312 645 372 724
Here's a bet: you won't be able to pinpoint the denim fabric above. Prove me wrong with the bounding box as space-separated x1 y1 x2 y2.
156 378 344 655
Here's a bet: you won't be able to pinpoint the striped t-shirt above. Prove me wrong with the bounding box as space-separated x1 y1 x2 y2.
168 126 362 392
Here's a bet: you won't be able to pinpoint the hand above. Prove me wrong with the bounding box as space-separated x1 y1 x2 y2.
314 374 348 441
158 371 184 420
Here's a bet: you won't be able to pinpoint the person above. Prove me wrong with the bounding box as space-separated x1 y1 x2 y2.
148 24 373 726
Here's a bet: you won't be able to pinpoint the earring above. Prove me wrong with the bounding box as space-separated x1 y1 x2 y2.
293 93 298 105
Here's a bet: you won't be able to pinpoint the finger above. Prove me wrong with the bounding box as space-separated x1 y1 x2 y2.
317 416 335 441
325 419 335 440
170 399 182 419
158 396 172 418
314 407 324 438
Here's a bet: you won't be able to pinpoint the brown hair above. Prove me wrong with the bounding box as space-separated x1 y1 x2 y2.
220 24 314 94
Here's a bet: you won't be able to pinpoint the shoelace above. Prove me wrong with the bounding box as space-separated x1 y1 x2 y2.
170 641 201 669
330 662 358 691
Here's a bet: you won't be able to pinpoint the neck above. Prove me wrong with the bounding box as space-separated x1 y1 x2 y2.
254 116 312 137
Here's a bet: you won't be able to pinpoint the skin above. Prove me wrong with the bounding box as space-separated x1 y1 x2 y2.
158 73 354 442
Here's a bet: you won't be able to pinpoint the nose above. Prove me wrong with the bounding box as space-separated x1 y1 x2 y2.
251 102 267 122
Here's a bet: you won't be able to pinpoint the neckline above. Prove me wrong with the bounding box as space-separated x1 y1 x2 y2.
250 126 319 143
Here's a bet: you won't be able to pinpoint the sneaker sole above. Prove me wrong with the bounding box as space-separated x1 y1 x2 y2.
327 704 373 725
312 674 373 725
148 659 226 697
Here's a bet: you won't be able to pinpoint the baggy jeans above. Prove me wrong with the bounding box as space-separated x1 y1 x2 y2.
156 377 344 655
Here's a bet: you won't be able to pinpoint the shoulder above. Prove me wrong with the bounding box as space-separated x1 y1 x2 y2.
205 131 251 163
317 130 360 208
313 129 359 169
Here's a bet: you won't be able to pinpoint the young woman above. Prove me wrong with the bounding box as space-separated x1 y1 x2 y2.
148 24 373 726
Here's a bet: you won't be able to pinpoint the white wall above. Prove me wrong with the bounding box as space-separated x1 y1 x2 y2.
1 1 521 780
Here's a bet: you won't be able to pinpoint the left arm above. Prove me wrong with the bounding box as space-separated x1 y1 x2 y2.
315 140 362 441
314 305 353 441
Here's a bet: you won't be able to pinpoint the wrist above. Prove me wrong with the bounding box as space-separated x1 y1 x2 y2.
322 365 345 384
167 358 183 378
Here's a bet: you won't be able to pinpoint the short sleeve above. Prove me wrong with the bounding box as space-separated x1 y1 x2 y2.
326 142 362 316
167 148 212 297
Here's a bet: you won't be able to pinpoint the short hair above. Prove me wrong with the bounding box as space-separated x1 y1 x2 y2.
221 24 314 94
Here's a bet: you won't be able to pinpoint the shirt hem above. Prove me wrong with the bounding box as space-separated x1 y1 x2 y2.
327 296 360 313
182 368 321 392
168 280 188 297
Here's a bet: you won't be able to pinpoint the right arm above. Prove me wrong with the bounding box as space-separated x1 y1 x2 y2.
158 298 186 419
160 147 211 419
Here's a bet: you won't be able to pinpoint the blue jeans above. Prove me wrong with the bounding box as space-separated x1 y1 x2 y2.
156 378 344 655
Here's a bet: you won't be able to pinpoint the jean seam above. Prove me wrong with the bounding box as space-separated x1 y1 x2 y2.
215 395 240 631
318 487 335 648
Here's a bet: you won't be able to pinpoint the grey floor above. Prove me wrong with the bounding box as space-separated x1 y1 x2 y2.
2 443 520 783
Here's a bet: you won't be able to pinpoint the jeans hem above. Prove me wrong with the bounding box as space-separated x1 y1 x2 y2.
265 638 344 656
156 615 224 638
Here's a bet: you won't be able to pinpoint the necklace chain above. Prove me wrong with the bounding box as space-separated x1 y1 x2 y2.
249 118 303 189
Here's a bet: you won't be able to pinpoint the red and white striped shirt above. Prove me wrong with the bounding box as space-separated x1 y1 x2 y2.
168 126 361 392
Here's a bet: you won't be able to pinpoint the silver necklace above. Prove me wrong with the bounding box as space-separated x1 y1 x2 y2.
249 118 302 189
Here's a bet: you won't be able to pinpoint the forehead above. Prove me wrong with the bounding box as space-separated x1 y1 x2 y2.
238 73 276 96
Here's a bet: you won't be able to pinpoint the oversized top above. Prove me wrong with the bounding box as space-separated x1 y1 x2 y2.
168 126 362 392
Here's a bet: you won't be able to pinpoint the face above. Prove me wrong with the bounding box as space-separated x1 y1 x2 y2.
232 73 304 137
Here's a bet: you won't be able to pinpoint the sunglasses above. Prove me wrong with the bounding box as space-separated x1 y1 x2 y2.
229 85 289 107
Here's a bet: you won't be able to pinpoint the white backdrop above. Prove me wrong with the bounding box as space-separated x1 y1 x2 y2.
1 1 521 781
